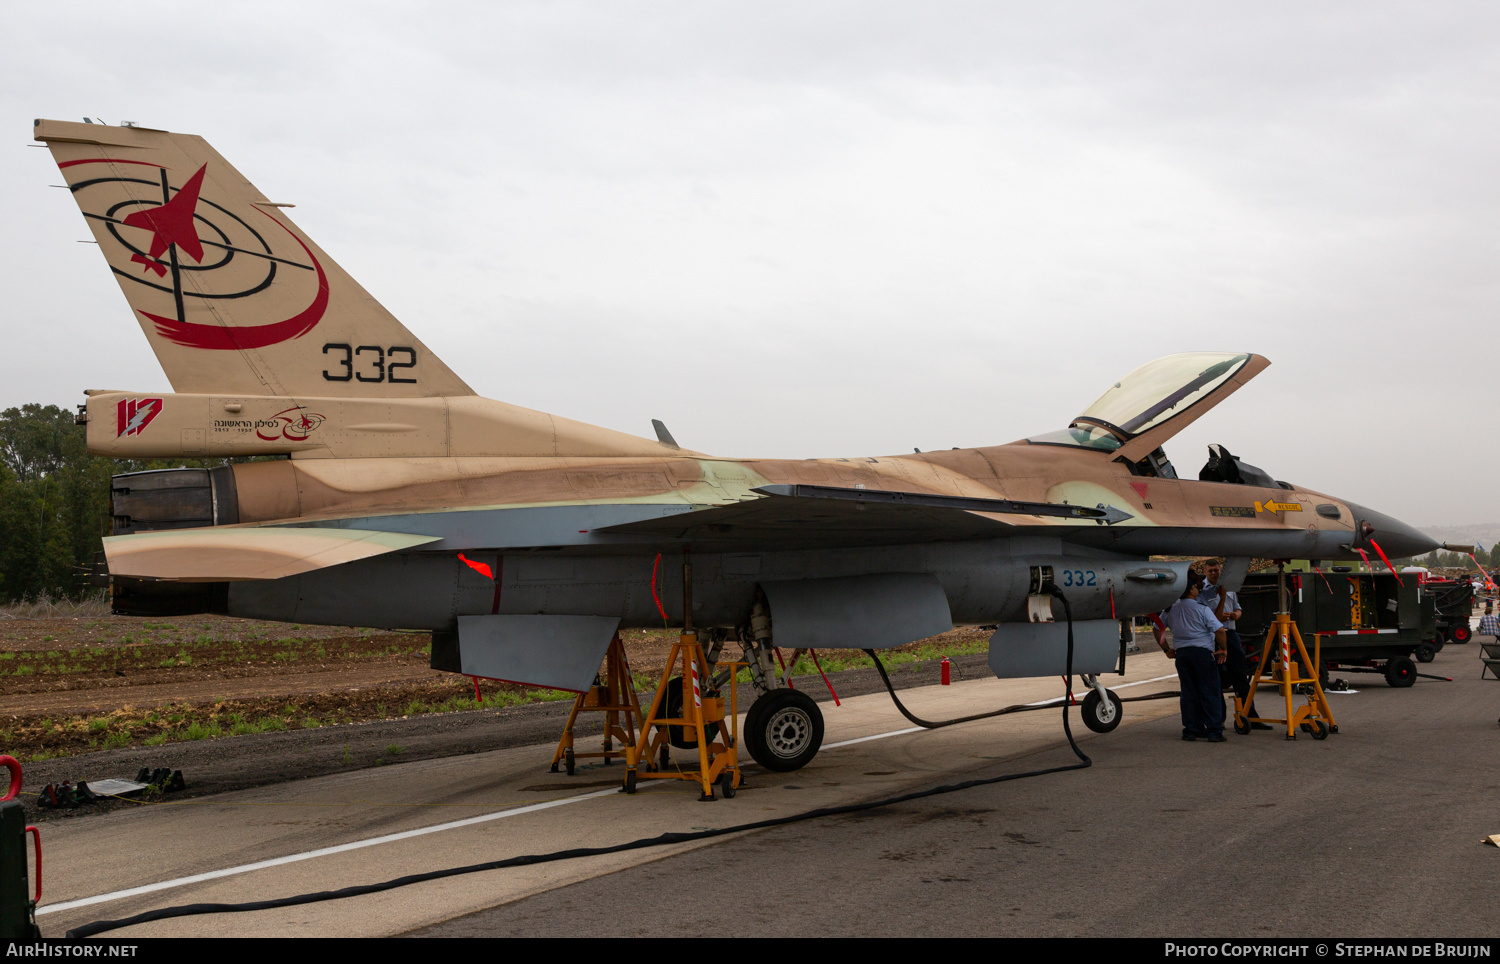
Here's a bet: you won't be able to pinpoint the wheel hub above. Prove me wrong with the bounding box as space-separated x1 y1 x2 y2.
1095 697 1117 724
765 707 812 758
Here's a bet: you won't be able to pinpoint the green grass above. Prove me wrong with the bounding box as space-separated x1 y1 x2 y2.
385 744 405 756
181 721 222 741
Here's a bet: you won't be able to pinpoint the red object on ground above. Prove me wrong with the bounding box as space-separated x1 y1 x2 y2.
0 755 20 801
941 657 951 685
471 676 483 704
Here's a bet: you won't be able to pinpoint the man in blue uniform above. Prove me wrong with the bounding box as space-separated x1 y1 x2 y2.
1200 560 1268 730
1155 575 1229 741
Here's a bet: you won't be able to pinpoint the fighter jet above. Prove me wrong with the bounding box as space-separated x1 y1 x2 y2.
34 118 1438 772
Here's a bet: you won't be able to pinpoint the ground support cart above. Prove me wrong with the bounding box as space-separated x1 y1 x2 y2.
1238 565 1435 688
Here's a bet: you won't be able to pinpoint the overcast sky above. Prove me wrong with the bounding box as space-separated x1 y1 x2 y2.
3 2 1495 527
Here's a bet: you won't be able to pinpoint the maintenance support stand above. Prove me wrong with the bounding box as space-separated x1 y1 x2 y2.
550 633 644 775
1237 564 1337 740
623 556 742 801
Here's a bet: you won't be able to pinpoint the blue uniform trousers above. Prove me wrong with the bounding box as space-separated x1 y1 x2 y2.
1175 646 1225 738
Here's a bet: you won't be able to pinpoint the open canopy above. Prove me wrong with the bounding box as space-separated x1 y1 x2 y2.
1027 352 1267 461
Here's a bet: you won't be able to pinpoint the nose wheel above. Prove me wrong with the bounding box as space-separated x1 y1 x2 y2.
1080 686 1122 733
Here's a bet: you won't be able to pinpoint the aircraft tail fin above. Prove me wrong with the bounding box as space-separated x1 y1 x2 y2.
34 119 472 398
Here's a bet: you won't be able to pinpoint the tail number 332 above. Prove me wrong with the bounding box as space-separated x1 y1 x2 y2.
322 344 417 384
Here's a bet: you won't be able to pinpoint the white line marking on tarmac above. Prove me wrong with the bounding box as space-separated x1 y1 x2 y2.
36 787 620 917
824 727 925 749
41 672 1185 918
823 673 1179 749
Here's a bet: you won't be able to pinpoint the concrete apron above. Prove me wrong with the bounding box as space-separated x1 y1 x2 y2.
34 651 1182 937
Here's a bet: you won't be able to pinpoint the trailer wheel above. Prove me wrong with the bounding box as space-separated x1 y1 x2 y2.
1234 716 1251 736
1080 689 1122 733
1414 643 1435 664
744 689 823 772
1384 655 1417 688
1300 720 1329 740
1451 625 1472 644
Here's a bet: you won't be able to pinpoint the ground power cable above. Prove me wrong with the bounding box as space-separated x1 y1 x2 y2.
70 586 1098 939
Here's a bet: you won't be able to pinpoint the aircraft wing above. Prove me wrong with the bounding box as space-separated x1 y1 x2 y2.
594 484 1131 550
103 527 442 581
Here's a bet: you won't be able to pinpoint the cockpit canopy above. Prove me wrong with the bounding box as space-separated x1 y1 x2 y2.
1027 352 1253 451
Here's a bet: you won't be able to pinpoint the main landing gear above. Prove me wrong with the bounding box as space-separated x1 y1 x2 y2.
743 688 824 771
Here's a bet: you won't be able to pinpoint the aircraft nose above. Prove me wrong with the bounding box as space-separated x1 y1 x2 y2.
1344 501 1439 559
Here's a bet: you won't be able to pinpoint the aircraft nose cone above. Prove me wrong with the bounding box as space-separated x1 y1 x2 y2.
1344 502 1440 559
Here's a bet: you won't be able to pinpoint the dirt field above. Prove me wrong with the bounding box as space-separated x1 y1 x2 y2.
0 613 992 764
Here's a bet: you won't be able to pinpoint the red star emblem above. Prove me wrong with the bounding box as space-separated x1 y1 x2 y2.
122 164 207 276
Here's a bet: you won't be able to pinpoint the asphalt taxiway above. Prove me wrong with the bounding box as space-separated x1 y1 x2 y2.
31 641 1499 938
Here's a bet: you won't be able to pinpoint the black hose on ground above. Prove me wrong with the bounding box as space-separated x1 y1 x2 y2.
866 590 1179 728
67 588 1103 938
867 586 1091 764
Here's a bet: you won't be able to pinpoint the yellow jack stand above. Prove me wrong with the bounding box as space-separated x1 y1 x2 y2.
1236 567 1337 740
550 633 643 775
622 557 741 801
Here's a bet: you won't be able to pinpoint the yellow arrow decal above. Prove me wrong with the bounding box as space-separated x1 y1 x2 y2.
1255 500 1303 514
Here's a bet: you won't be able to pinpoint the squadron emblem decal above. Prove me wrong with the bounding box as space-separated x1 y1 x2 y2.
67 160 329 350
116 397 163 437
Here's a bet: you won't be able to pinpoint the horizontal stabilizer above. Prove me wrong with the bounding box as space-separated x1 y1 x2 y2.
103 527 441 581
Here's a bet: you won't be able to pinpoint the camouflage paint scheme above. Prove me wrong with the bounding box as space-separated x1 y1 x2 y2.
36 118 1436 641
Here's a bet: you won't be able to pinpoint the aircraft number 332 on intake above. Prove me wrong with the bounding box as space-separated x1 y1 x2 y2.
1059 569 1097 588
321 344 418 383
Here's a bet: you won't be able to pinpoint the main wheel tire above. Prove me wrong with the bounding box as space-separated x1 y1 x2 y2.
1080 688 1123 733
1384 655 1417 688
663 676 721 750
744 689 824 772
1414 643 1435 664
1451 625 1472 644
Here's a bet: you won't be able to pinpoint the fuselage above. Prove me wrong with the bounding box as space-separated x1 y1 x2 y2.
112 436 1434 631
